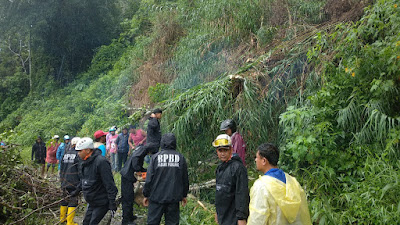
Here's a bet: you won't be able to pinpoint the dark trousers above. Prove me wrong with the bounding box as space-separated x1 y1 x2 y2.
60 188 78 207
82 204 109 225
147 201 180 225
121 176 136 224
117 152 128 172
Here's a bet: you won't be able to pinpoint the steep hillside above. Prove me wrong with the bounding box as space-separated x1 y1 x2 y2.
1 0 367 143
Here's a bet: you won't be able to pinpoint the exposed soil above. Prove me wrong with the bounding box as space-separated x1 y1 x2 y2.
324 0 373 22
128 61 168 108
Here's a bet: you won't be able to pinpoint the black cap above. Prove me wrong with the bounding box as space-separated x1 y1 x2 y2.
153 108 163 114
220 119 237 133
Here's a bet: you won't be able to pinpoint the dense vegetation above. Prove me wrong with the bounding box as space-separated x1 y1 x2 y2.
1 0 399 224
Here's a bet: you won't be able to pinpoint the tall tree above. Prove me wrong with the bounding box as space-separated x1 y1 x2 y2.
0 0 121 121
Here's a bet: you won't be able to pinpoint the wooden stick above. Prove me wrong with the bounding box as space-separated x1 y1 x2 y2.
9 197 67 225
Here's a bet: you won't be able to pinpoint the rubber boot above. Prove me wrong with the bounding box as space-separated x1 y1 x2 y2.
67 207 78 225
60 206 67 223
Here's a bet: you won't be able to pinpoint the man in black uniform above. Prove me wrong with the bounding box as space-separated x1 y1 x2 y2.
120 145 149 225
144 108 162 154
74 137 118 225
143 133 189 225
212 134 249 225
59 137 81 225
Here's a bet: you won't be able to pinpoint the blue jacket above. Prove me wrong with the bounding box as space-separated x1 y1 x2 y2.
57 142 70 169
116 133 129 153
57 142 70 160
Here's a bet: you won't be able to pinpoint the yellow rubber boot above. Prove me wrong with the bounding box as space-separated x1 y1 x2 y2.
67 207 78 225
60 206 67 223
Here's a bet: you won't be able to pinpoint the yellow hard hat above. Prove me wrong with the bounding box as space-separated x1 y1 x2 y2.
212 134 232 148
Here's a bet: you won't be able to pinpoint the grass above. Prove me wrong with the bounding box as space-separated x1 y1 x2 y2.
21 146 33 163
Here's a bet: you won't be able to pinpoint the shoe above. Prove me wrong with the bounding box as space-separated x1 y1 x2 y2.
67 207 78 225
60 206 67 223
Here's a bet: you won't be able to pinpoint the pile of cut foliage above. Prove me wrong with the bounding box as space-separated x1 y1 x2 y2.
0 147 61 224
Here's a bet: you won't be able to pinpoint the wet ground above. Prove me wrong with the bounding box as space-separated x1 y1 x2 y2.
74 205 147 225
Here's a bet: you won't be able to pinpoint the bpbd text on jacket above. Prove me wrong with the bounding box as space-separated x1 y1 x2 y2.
158 153 180 167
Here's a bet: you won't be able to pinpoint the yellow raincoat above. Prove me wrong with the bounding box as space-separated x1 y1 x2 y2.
247 173 312 225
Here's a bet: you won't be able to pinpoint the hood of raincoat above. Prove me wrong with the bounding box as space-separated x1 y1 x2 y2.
160 133 176 150
263 173 302 223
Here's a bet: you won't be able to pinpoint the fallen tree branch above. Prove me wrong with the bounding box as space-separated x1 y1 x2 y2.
187 194 212 212
189 179 216 192
9 197 68 225
0 197 23 211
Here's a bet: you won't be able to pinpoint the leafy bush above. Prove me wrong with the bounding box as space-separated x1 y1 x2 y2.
280 0 400 223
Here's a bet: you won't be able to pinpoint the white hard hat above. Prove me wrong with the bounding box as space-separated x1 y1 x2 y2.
71 137 81 145
212 134 232 147
75 137 94 151
64 135 70 140
53 135 60 139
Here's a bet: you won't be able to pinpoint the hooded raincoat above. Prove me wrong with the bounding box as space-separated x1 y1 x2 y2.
247 173 311 225
143 133 189 203
215 155 249 225
32 140 46 164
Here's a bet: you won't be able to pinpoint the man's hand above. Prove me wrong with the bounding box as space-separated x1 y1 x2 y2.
69 190 79 197
143 197 149 207
109 201 117 211
109 201 117 218
181 198 187 207
237 220 246 225
214 213 219 224
110 210 116 218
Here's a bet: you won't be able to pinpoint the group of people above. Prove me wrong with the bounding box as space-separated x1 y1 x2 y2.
30 109 163 225
93 123 147 173
31 107 311 225
212 134 311 225
31 134 69 178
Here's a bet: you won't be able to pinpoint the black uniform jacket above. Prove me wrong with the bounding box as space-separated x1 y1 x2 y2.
143 133 189 203
120 145 147 182
145 117 161 153
79 149 118 207
215 155 249 225
60 147 80 190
